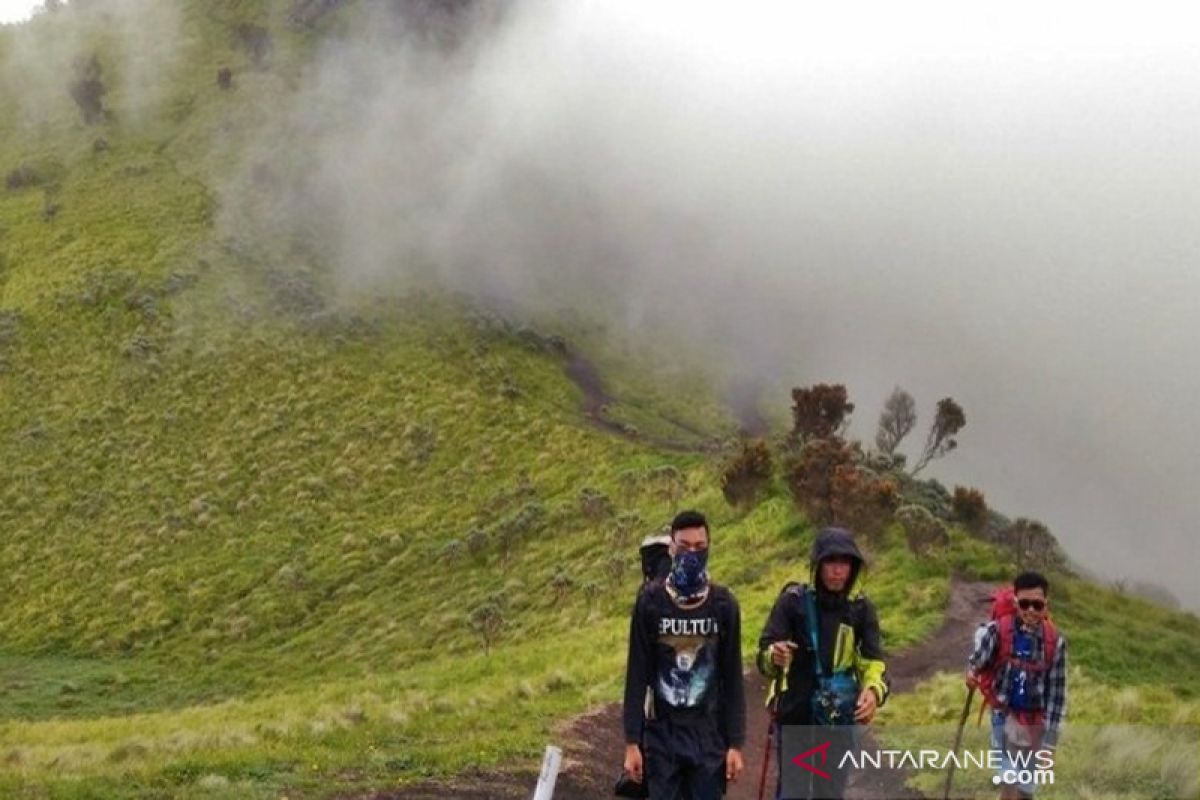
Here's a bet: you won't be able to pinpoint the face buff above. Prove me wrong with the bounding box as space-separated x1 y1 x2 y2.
669 550 710 601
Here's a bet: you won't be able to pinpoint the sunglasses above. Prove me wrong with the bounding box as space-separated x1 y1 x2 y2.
1017 599 1046 611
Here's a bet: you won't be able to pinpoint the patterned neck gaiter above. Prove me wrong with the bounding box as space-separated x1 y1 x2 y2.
669 550 710 600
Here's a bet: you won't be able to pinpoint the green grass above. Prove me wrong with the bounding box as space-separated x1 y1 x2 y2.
881 671 1200 800
1 3 1197 798
879 574 1200 798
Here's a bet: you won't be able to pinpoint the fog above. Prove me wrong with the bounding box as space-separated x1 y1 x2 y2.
6 0 1194 609
1 0 182 128
0 1 39 25
248 0 1200 609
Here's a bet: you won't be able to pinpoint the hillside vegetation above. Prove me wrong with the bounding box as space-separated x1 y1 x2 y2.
1 3 1197 798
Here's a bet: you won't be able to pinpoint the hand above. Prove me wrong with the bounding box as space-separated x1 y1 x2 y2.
965 669 979 689
770 640 799 668
725 748 744 782
623 744 643 783
854 687 878 723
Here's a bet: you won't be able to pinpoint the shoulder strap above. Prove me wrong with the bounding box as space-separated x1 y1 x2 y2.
847 595 866 632
709 583 733 616
997 615 1015 665
1041 620 1059 669
638 578 665 603
802 586 825 679
644 579 675 619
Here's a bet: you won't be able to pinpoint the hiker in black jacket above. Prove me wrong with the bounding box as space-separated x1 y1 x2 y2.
757 527 889 800
622 510 746 799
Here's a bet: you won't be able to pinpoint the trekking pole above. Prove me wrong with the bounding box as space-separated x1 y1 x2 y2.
941 686 975 800
758 674 782 800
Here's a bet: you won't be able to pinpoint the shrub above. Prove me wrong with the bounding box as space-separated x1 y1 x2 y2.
790 383 854 443
784 437 857 524
467 601 503 655
951 486 988 533
464 528 489 558
650 465 684 511
5 166 39 191
42 198 61 222
896 504 950 555
996 518 1063 570
266 268 325 316
610 511 641 545
290 0 351 27
499 375 521 399
437 539 464 562
786 437 898 535
122 333 159 360
579 487 613 520
69 54 107 125
404 423 437 465
863 449 906 474
0 311 21 349
829 465 900 540
720 438 773 509
233 24 272 68
617 468 646 503
124 292 158 322
550 568 574 602
494 502 546 561
605 553 627 583
900 477 952 519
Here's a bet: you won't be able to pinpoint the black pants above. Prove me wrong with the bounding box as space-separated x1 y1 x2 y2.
643 717 726 800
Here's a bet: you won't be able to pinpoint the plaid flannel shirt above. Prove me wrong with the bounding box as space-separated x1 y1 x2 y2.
968 619 1068 747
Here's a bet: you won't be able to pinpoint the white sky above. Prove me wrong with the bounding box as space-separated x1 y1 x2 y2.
0 1 40 24
3 0 1198 605
279 0 1200 607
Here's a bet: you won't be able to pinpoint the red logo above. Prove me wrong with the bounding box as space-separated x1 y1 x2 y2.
791 740 832 780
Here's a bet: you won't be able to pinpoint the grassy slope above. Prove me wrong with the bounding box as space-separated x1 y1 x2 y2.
881 571 1200 799
0 3 1197 799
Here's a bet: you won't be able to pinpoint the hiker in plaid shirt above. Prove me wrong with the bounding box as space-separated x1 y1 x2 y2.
967 571 1067 800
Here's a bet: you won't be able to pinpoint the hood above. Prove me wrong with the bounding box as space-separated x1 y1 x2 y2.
809 526 865 595
639 533 673 583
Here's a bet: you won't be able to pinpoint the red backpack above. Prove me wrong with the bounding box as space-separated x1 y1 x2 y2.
976 587 1058 721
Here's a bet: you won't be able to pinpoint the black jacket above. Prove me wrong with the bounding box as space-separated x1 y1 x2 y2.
755 528 890 723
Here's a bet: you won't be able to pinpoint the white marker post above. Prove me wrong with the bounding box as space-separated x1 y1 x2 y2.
531 745 562 800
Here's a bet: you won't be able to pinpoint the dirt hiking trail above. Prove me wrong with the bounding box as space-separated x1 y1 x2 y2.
360 579 994 799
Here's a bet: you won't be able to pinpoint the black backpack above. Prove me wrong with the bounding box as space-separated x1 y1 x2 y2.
639 536 672 583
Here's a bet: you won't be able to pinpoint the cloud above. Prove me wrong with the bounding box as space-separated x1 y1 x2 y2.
1 0 182 129
225 0 1200 609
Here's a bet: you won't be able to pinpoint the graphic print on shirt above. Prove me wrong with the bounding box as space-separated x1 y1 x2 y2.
655 616 719 710
1010 628 1033 710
